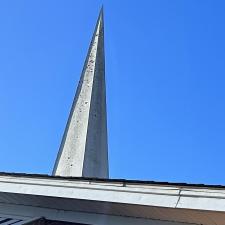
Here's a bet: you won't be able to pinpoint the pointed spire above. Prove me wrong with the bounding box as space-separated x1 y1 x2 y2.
52 8 109 178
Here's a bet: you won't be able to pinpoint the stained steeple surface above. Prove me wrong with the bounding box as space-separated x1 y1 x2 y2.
53 8 109 178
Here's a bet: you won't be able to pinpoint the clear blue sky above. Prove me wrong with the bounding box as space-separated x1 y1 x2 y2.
0 0 225 185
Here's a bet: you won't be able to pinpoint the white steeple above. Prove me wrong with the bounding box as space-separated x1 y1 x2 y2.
53 8 109 178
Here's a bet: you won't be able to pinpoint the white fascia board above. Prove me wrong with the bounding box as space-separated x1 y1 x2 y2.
0 175 225 212
178 195 225 211
0 176 179 208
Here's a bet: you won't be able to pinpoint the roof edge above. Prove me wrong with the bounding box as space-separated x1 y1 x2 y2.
0 171 224 189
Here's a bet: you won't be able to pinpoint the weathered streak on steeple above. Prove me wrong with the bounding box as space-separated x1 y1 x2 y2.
52 8 109 178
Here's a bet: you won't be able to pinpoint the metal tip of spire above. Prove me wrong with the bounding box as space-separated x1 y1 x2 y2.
98 5 104 21
100 5 104 13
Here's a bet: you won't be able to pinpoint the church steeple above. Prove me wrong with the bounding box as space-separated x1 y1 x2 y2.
52 8 109 178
